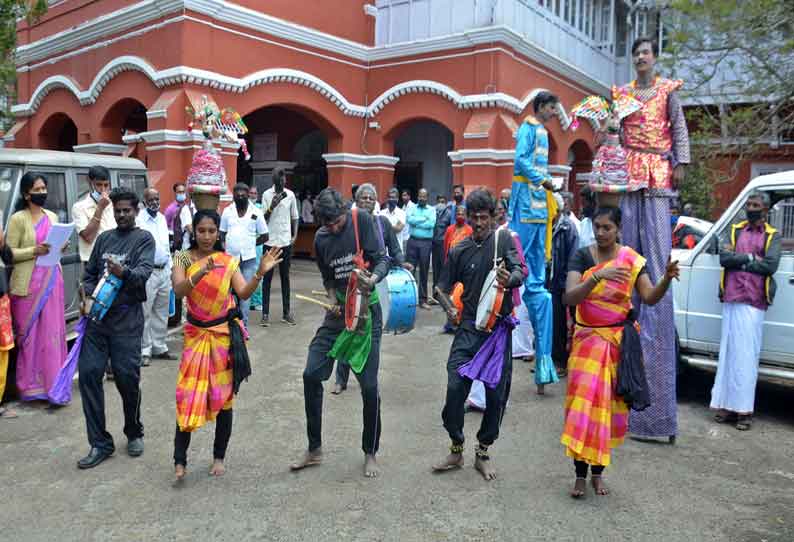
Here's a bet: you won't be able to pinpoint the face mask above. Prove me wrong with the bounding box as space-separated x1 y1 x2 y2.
275 179 284 192
91 190 101 202
30 193 47 207
670 215 679 228
146 207 158 218
175 193 186 203
456 216 466 226
387 199 397 210
234 195 248 208
418 201 426 208
454 194 463 203
746 209 762 223
146 200 160 212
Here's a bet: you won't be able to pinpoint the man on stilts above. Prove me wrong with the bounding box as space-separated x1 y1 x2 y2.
508 91 560 394
432 189 525 480
619 36 690 443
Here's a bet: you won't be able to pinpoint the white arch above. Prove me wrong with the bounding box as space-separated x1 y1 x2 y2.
11 56 568 121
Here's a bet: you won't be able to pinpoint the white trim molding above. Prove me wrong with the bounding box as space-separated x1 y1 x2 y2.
72 143 128 155
448 149 516 163
15 1 609 96
123 129 240 150
548 164 572 176
322 153 399 166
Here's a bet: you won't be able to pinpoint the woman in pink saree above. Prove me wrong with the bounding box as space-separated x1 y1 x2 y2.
7 172 67 404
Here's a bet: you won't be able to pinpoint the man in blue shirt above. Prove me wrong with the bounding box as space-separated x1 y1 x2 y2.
509 91 561 393
406 188 436 309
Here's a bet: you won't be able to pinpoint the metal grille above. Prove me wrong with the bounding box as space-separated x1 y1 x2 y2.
769 199 794 242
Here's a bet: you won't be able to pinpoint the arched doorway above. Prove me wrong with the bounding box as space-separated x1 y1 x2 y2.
38 113 77 152
392 120 453 202
238 106 337 199
100 98 148 160
567 139 594 210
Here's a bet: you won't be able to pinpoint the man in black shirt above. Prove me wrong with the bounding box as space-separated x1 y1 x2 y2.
430 194 452 304
333 183 410 395
290 188 389 478
77 187 155 469
433 189 524 481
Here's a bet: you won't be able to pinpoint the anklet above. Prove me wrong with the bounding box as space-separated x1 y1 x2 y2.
475 443 490 461
450 443 464 454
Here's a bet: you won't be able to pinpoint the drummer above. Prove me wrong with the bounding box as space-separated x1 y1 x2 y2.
333 183 412 395
290 188 389 478
433 188 525 481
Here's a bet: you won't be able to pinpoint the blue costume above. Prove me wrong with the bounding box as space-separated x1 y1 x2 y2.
509 115 558 387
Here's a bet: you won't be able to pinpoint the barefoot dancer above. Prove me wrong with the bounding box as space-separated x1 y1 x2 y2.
433 189 524 481
290 188 388 478
561 207 677 498
171 210 282 480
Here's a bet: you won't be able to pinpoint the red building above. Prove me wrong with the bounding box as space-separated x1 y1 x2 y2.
9 0 634 206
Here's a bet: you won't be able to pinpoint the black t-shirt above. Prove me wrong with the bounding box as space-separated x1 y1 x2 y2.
314 210 389 293
83 227 155 335
439 228 524 324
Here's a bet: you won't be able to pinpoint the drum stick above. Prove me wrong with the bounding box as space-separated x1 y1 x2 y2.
311 290 328 297
296 294 335 311
433 286 455 314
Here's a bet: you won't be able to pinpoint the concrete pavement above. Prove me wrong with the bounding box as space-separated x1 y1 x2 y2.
1 260 793 542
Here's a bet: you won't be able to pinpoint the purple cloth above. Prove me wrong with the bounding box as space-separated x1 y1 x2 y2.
458 316 517 389
10 215 67 402
724 224 767 310
621 192 678 437
48 317 87 405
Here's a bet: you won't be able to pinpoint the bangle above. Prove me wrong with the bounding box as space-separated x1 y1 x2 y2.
592 272 602 283
187 274 196 288
254 272 263 281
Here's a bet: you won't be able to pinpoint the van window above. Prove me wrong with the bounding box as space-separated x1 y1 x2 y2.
76 173 91 202
118 173 147 198
39 172 70 224
0 165 22 226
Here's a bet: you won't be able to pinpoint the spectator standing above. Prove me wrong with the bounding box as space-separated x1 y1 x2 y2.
301 190 315 224
73 166 116 265
164 183 188 252
136 188 174 367
406 188 435 310
399 189 416 252
7 172 67 404
220 183 268 328
548 192 579 376
0 224 14 419
710 192 781 431
380 187 407 240
561 191 580 234
431 194 452 304
260 168 299 327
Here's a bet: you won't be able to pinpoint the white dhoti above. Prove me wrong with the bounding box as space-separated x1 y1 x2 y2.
710 302 765 414
512 286 535 358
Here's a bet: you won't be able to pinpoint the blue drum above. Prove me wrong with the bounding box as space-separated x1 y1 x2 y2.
377 267 418 334
87 273 123 322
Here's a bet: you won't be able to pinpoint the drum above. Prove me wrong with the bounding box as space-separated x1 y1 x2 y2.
86 272 123 322
377 267 418 334
475 269 504 332
344 270 368 334
475 227 506 332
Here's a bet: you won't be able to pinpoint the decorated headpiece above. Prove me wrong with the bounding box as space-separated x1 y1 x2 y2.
568 88 643 130
186 96 251 160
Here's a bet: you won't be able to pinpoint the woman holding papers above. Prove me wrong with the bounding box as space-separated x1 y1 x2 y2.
6 172 67 404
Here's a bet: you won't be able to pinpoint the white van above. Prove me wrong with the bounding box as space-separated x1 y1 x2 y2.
0 149 148 331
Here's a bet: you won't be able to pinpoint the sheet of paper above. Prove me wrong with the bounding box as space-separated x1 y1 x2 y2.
36 222 75 267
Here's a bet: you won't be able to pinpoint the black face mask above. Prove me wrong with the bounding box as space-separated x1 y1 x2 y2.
234 196 248 208
387 199 397 210
454 194 463 203
146 207 158 218
746 209 763 223
29 193 47 207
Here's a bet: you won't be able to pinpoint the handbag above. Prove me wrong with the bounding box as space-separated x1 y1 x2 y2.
615 309 651 411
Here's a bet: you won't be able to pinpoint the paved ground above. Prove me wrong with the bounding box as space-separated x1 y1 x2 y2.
2 260 793 542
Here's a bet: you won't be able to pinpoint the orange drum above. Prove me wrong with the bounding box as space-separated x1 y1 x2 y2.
345 270 369 334
475 227 506 332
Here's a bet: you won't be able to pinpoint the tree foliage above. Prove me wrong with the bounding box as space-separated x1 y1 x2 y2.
0 0 47 127
663 0 794 171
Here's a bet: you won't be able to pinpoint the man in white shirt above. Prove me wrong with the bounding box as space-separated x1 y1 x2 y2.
399 189 416 252
72 165 116 264
260 168 299 326
301 191 315 224
379 187 406 240
178 199 197 250
136 188 174 366
220 183 268 327
561 191 581 233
